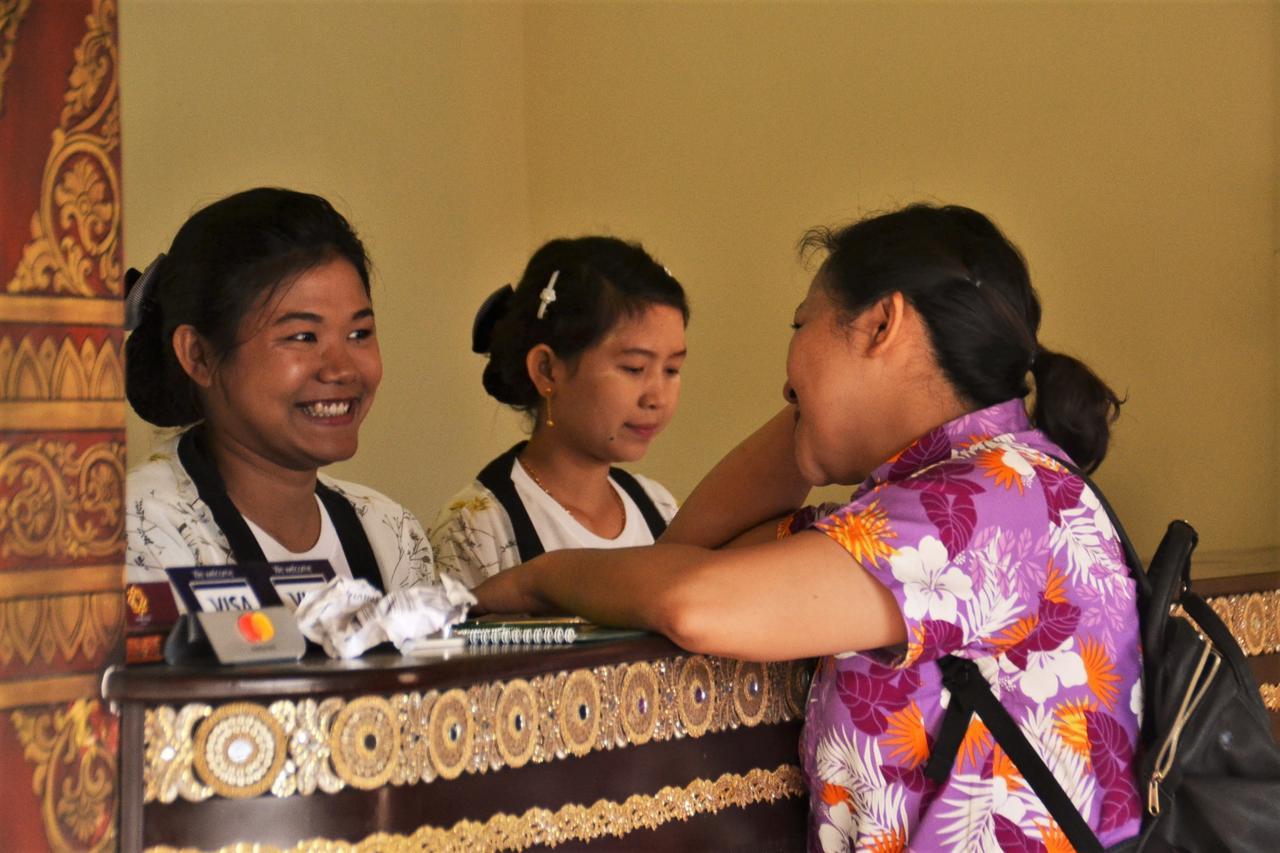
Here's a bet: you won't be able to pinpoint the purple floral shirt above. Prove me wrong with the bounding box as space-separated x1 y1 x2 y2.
792 400 1142 852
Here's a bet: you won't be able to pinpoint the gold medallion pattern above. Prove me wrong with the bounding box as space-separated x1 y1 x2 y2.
144 764 805 853
330 696 401 790
785 659 815 718
676 655 717 737
619 661 660 746
192 702 287 800
426 688 473 780
10 699 117 851
733 659 770 726
494 678 537 768
557 668 602 757
143 655 813 803
1205 590 1280 657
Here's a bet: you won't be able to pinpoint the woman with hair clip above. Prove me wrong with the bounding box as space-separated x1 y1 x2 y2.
474 205 1141 851
125 187 433 594
429 237 688 588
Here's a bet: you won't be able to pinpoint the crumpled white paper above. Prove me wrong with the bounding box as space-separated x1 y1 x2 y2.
294 575 476 659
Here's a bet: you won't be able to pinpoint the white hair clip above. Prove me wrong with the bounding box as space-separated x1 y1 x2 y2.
536 269 560 319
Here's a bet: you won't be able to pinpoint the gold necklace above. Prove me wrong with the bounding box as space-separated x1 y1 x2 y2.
517 457 626 529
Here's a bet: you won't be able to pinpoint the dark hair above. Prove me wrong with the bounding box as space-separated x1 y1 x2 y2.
802 204 1122 472
474 236 688 414
124 187 371 427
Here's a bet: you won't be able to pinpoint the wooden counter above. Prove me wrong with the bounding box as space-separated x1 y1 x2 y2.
103 635 813 852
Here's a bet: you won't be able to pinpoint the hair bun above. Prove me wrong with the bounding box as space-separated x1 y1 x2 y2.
472 284 514 353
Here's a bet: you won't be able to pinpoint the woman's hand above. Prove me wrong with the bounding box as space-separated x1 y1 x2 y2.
472 565 548 615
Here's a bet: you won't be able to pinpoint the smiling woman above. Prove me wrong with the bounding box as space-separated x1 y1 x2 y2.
123 188 434 594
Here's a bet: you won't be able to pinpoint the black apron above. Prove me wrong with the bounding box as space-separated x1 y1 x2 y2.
177 428 385 593
476 441 669 562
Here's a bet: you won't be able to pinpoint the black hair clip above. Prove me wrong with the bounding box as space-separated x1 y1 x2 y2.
123 253 165 331
472 283 515 354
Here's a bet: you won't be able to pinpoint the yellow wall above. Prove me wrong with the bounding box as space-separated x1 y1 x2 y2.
122 1 1278 561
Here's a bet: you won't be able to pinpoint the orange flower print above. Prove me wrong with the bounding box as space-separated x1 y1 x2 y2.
1081 639 1121 710
866 827 908 853
1037 819 1076 853
1044 560 1069 604
1054 698 1098 761
816 500 897 567
977 447 1033 494
821 782 853 807
956 716 992 771
991 746 1025 791
883 701 930 768
992 613 1039 651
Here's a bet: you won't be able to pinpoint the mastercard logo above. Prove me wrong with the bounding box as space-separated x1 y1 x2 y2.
236 611 275 644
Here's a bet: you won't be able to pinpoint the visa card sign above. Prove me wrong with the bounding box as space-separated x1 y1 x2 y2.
165 561 335 614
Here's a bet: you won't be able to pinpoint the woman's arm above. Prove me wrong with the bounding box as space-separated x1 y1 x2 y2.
660 406 811 549
473 532 905 662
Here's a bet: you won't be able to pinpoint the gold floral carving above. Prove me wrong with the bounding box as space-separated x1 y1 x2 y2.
0 438 124 560
6 0 120 298
0 0 30 113
1261 683 1278 713
0 590 121 666
1204 590 1280 657
144 656 814 803
10 699 117 852
0 335 123 402
145 764 806 853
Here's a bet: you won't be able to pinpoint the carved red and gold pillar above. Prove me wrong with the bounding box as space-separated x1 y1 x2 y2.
0 1 124 850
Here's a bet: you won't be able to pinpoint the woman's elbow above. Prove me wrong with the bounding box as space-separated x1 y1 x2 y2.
649 573 728 655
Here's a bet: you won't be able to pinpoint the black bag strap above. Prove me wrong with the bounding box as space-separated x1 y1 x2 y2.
477 443 545 562
922 452 1146 853
607 466 668 540
178 429 385 593
925 657 1104 853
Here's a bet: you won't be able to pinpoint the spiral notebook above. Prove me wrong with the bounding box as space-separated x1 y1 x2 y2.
453 616 645 646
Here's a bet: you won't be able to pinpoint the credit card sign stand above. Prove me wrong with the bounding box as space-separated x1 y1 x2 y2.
162 561 329 665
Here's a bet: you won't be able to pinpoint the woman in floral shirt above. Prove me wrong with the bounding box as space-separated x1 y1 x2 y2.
475 203 1139 851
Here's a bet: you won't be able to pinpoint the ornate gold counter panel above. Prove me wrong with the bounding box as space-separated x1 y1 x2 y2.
142 653 811 805
106 636 814 852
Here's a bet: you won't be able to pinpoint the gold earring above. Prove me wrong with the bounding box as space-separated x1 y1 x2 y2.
543 388 554 427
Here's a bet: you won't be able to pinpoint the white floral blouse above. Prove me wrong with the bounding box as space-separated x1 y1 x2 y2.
126 433 436 592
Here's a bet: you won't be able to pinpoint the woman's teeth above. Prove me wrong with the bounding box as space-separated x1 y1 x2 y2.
302 400 352 417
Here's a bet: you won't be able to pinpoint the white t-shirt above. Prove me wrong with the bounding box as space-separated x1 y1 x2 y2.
242 494 354 580
428 460 679 589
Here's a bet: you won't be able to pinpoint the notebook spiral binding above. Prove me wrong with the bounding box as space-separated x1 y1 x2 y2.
459 625 578 645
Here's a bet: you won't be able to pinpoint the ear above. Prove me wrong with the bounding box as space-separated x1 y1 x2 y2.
524 343 560 393
863 292 908 356
171 325 217 389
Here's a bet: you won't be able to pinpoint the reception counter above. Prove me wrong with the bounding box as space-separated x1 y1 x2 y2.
103 635 813 852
